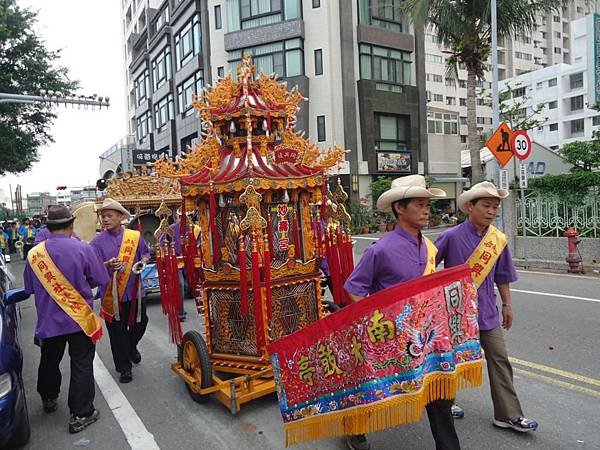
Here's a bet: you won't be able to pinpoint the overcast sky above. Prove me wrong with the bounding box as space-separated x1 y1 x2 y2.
0 0 127 200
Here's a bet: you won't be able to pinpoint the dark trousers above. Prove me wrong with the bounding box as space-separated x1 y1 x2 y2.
106 299 148 373
37 331 95 417
426 399 461 450
23 243 34 259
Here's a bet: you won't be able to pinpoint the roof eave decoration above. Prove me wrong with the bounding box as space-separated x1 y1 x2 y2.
154 55 348 186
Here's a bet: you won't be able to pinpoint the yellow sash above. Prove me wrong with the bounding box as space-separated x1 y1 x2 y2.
0 234 6 248
101 229 140 321
28 242 103 343
466 225 507 288
422 236 437 276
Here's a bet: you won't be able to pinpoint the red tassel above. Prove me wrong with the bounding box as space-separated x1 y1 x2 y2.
266 212 274 256
156 245 168 315
167 245 183 344
263 235 272 321
238 235 248 315
209 186 220 266
251 236 265 353
292 208 301 260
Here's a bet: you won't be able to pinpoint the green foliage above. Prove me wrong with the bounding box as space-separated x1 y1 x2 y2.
369 176 392 203
0 0 79 175
559 141 600 172
528 172 600 204
346 200 373 233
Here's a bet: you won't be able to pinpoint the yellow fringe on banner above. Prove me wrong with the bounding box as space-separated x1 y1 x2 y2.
284 360 483 447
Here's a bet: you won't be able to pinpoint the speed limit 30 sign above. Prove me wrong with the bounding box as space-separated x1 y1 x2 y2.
511 130 532 160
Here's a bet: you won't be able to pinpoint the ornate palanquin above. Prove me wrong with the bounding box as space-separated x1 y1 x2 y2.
154 56 352 413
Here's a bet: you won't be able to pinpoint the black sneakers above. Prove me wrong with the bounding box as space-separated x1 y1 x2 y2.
69 409 99 434
43 398 58 413
119 371 133 383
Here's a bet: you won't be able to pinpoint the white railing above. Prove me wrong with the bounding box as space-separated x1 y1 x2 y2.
515 191 600 238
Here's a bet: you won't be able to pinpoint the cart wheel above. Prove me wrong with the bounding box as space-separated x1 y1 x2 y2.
180 331 213 403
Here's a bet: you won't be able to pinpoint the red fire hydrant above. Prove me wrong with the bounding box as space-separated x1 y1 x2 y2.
563 227 584 273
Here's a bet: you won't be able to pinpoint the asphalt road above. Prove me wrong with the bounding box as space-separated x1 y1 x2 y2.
7 237 600 450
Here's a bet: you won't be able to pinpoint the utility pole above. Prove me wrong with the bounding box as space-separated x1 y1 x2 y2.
490 0 504 231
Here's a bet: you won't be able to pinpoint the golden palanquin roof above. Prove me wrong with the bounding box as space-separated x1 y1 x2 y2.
154 55 347 196
104 171 181 207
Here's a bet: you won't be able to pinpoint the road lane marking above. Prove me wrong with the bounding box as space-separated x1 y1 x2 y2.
508 288 600 304
513 368 600 398
94 354 160 450
516 269 599 281
509 357 600 388
353 236 380 241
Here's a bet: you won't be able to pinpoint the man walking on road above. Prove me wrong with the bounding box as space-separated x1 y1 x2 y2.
91 198 150 384
23 205 108 433
343 175 460 450
435 181 538 432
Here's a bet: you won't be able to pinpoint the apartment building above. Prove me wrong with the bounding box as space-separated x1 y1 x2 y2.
424 0 599 148
119 0 430 200
499 14 600 151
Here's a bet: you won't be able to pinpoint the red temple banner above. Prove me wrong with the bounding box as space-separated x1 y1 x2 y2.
268 264 483 446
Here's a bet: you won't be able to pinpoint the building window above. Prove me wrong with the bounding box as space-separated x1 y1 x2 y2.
151 46 172 90
312 0 320 7
593 116 600 126
177 71 204 117
217 66 225 78
570 72 583 90
553 15 561 23
426 53 444 64
515 52 532 61
426 73 443 83
134 69 151 106
536 81 543 89
458 79 467 88
512 87 527 98
548 100 557 109
215 5 222 29
548 78 557 87
459 116 467 125
570 95 584 112
433 93 443 102
150 5 169 34
225 0 300 31
228 38 303 79
446 96 456 106
427 112 458 135
136 110 153 141
153 94 174 131
360 43 412 88
459 98 466 106
477 97 486 106
314 49 323 76
358 0 404 32
376 114 411 173
571 118 584 134
174 13 201 70
317 115 326 142
476 117 486 125
549 123 558 131
554 47 562 54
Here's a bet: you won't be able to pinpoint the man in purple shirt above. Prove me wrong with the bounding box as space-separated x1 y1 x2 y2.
344 175 459 450
435 181 538 433
90 198 150 384
23 205 108 433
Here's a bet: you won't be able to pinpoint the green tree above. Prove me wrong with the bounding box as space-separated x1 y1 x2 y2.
401 0 565 182
0 0 78 175
559 141 600 172
369 176 393 203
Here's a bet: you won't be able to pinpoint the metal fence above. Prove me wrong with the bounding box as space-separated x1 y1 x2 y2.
515 191 600 238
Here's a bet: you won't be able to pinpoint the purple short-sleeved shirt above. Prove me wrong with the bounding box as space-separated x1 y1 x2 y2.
34 227 80 244
23 233 109 339
435 220 517 331
344 226 429 297
90 227 150 302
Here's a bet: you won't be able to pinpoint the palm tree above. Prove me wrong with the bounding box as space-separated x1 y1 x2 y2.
401 0 568 182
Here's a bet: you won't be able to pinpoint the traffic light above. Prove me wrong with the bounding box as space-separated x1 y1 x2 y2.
56 186 67 190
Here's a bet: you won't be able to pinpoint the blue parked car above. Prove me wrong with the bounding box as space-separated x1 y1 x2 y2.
0 254 31 448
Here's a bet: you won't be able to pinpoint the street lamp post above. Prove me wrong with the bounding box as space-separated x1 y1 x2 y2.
0 91 110 109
